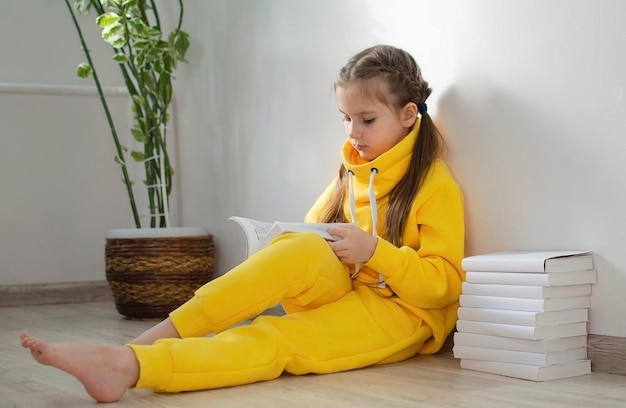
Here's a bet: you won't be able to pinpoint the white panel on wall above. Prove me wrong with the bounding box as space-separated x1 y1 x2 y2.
0 91 133 285
0 2 139 285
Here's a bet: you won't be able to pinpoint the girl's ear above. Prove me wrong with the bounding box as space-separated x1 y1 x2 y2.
401 102 418 127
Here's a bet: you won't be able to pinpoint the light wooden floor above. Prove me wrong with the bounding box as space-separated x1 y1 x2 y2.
2 301 626 408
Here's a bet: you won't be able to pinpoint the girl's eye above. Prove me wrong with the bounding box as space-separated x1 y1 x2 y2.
343 116 352 123
363 118 375 124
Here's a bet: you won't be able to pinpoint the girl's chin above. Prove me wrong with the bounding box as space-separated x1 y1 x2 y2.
353 145 375 161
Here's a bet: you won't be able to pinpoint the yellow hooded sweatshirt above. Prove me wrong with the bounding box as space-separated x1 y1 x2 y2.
306 123 465 354
128 124 464 393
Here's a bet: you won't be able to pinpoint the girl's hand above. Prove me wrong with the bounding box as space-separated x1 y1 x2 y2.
326 225 377 264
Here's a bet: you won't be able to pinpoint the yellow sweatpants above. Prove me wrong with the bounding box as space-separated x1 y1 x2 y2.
129 232 432 392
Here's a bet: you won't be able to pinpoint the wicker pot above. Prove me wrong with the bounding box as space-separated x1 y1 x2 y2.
105 227 215 319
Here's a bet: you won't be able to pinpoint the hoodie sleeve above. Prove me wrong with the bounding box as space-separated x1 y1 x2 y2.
365 175 465 310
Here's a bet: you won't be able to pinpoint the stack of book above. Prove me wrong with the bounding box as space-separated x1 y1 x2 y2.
453 250 596 381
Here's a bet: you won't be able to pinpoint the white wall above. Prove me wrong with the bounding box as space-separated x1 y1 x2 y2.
0 2 132 285
3 0 626 337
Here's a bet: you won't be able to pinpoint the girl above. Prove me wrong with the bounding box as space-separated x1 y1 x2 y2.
21 44 464 403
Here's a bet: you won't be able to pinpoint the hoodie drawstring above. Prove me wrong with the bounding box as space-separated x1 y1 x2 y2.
347 168 386 288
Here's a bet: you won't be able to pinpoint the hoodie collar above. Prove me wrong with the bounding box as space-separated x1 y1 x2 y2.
341 120 420 198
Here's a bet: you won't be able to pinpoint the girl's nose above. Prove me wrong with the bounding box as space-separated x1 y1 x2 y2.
347 122 360 139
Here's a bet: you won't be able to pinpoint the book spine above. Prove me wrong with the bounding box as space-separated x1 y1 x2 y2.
459 294 590 312
461 283 592 299
460 359 591 381
464 270 597 286
457 307 588 327
453 345 587 366
456 320 587 340
453 332 588 353
465 271 549 285
462 259 547 272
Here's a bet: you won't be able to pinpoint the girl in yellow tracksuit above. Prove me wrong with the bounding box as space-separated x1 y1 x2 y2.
21 45 464 403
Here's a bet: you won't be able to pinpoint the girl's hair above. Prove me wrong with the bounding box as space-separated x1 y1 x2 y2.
319 45 444 246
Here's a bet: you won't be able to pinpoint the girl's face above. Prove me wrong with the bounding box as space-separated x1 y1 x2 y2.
336 81 417 161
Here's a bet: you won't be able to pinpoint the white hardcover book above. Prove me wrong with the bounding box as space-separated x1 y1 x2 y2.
453 332 588 353
457 307 588 327
453 345 587 366
461 283 592 299
456 320 587 340
460 358 591 381
459 294 590 312
462 251 593 273
464 270 597 286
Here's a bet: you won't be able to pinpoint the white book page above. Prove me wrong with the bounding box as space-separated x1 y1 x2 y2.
230 216 354 258
257 222 352 252
229 216 274 257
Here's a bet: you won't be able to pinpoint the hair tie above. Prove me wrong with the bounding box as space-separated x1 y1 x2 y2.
417 102 427 114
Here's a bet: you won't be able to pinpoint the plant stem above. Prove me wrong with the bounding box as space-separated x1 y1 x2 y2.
176 0 184 31
65 0 141 228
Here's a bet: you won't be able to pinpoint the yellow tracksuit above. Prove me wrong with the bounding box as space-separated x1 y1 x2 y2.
128 125 464 392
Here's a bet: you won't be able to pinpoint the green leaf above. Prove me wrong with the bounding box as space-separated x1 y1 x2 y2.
102 23 126 48
112 53 129 63
131 126 146 143
96 12 121 28
134 52 145 69
170 30 190 62
128 18 150 37
132 39 152 50
152 60 164 74
103 0 123 7
76 63 93 78
161 53 172 73
73 0 91 14
110 36 127 48
131 151 145 162
131 94 145 106
158 73 172 106
141 71 156 89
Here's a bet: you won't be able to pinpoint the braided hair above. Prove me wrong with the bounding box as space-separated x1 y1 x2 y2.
318 45 444 246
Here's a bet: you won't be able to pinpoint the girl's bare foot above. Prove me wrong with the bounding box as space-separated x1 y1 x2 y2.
20 331 139 403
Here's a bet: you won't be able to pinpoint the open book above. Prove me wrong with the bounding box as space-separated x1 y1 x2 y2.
229 216 353 258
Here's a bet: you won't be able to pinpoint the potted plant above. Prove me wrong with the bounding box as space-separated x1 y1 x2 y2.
65 0 214 319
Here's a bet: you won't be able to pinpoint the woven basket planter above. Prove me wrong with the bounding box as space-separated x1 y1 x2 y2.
105 227 215 319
